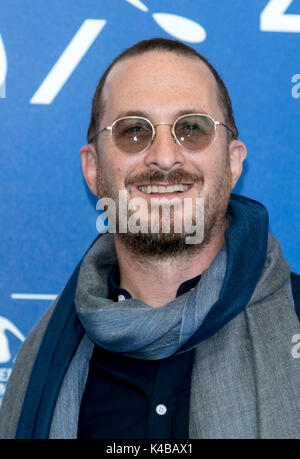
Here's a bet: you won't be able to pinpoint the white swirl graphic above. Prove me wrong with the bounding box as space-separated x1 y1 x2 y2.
125 0 149 12
152 13 206 43
125 1 207 43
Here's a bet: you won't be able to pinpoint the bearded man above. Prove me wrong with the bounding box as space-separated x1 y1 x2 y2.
1 38 299 439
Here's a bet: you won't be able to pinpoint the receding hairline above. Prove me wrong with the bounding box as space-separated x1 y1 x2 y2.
87 39 238 145
99 49 222 125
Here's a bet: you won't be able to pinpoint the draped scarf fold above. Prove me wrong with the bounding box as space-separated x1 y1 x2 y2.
75 234 227 360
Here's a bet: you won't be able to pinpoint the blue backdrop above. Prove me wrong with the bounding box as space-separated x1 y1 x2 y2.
0 0 299 404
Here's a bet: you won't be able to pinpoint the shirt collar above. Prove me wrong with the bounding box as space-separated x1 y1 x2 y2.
107 264 201 302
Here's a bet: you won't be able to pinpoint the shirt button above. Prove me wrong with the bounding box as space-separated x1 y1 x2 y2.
118 294 126 302
156 404 167 415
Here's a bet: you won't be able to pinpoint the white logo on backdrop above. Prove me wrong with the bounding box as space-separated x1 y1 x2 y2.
0 317 25 404
30 0 206 105
0 317 25 364
261 0 300 32
125 0 206 42
0 34 7 98
1 1 299 104
30 19 106 105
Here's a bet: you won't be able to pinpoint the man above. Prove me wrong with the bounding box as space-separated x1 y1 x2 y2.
0 38 299 439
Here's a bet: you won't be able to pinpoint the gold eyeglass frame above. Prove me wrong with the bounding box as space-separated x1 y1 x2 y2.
90 113 236 153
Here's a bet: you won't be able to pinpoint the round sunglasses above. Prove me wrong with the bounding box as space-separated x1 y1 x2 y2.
90 113 236 154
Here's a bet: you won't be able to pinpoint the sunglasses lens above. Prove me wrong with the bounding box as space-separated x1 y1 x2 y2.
112 117 153 153
174 114 215 151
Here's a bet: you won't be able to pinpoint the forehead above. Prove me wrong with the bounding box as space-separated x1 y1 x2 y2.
102 50 221 123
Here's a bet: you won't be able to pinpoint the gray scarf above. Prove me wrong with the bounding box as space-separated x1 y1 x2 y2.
75 233 227 359
49 233 300 438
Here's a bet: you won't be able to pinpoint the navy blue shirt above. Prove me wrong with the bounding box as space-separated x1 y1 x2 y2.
77 267 200 439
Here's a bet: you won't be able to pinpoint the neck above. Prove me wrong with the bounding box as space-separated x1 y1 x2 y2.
114 225 226 307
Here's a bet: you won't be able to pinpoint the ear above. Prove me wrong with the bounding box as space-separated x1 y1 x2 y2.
228 140 247 190
79 144 98 196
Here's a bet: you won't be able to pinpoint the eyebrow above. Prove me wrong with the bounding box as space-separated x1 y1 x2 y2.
114 109 210 121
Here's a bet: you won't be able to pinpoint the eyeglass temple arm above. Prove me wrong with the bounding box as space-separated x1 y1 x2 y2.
216 121 236 138
89 126 112 143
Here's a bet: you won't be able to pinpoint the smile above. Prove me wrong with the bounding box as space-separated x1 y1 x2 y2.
137 184 191 194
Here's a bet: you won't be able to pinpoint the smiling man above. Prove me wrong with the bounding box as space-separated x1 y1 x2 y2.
80 42 244 306
0 38 300 439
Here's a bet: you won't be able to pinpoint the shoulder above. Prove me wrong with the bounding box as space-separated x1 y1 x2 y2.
0 296 59 438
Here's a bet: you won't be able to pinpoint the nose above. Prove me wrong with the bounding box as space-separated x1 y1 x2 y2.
143 124 185 172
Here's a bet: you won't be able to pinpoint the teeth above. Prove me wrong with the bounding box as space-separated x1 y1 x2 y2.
138 184 190 194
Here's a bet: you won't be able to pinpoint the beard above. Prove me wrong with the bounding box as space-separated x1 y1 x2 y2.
96 158 232 259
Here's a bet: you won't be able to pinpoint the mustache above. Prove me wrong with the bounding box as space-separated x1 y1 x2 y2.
125 169 204 187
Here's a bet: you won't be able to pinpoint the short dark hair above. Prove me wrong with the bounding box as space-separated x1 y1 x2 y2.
87 37 238 145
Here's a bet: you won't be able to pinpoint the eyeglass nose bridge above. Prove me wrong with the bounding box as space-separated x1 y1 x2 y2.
151 122 177 146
